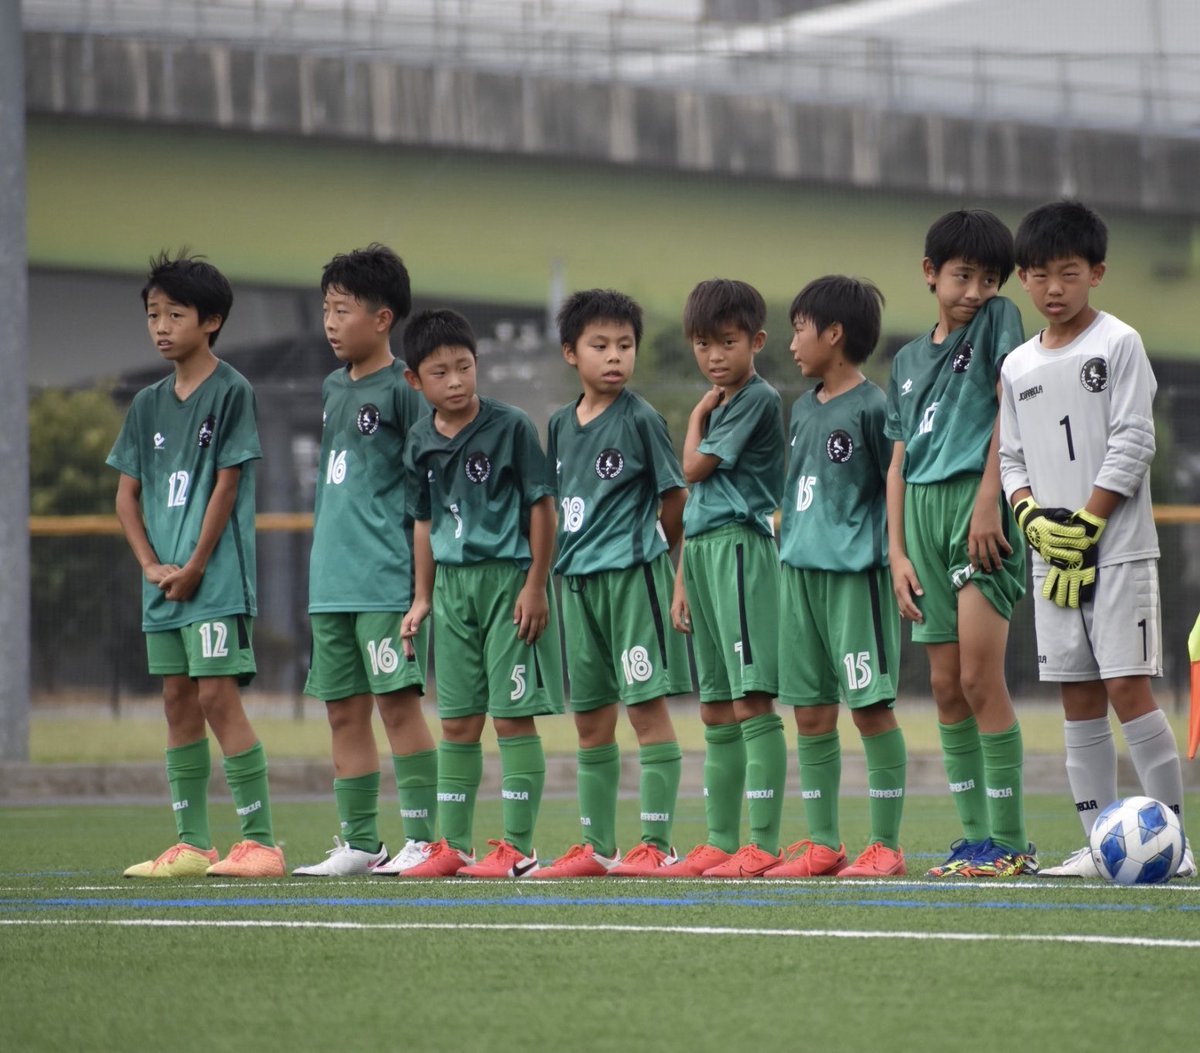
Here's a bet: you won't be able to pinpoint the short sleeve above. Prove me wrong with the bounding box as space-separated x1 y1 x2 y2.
984 297 1026 376
403 430 432 521
215 380 263 469
697 383 772 469
864 393 892 485
512 412 555 507
884 367 903 442
637 405 685 495
106 397 143 479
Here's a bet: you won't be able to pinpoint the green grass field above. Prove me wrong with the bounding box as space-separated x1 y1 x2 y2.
3 793 1199 1051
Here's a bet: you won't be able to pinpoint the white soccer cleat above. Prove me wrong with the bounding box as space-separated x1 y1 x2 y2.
370 838 432 876
292 836 387 877
1175 841 1196 879
1038 845 1100 878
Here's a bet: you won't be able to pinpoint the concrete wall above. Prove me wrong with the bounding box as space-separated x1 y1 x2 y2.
25 30 1200 218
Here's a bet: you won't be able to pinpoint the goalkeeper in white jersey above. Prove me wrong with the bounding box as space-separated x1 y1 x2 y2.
1000 199 1192 878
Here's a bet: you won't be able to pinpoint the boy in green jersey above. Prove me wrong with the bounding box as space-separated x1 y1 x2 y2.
664 278 788 878
397 309 564 878
108 251 284 878
535 289 693 878
766 276 908 879
293 245 438 878
885 210 1036 878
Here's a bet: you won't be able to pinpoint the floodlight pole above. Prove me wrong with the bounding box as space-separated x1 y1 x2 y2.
0 0 31 761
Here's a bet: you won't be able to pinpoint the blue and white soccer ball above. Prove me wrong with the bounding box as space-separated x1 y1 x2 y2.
1089 795 1185 886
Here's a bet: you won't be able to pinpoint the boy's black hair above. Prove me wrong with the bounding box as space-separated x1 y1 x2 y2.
402 308 477 373
1014 199 1108 269
924 209 1015 288
682 278 767 339
556 289 643 349
789 275 885 365
141 250 233 348
321 243 412 330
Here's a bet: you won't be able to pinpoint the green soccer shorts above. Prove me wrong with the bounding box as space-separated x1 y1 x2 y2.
305 610 427 702
562 551 694 711
432 561 565 720
682 523 779 702
146 615 256 683
903 475 1026 643
778 565 899 708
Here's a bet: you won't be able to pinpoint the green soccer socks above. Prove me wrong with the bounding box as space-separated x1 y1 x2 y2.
638 741 682 852
578 742 621 858
498 735 546 857
333 771 380 853
980 722 1026 853
703 722 745 853
862 725 907 851
166 737 212 851
437 740 483 854
392 748 438 843
939 716 990 843
742 712 786 854
223 741 276 847
797 729 842 850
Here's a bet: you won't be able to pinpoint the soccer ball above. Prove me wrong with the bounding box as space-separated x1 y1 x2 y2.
1089 795 1185 886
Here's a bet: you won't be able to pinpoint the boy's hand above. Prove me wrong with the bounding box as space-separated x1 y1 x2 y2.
513 584 549 644
400 597 431 658
891 555 924 623
144 562 181 587
159 562 203 602
670 568 691 634
1042 547 1098 609
694 386 725 416
1014 497 1087 563
968 494 1013 573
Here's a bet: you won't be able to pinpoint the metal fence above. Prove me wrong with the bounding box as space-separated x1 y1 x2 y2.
22 0 1200 135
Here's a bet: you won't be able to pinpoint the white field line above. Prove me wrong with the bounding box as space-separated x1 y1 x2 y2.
2 876 1198 893
1 917 1200 949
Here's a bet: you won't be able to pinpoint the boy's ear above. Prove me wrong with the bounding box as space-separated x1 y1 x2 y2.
200 314 223 336
752 329 767 352
824 321 844 349
375 306 394 333
562 343 577 365
403 367 422 392
921 257 938 289
1089 262 1107 287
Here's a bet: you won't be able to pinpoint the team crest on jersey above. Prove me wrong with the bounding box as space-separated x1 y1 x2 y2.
595 448 624 480
356 403 381 435
464 451 492 484
826 429 854 463
196 414 216 448
1080 357 1108 393
952 341 974 374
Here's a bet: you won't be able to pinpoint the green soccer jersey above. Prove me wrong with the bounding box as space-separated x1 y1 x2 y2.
405 397 554 568
885 295 1024 484
308 359 428 613
547 388 685 576
780 380 891 573
683 374 784 539
106 360 260 632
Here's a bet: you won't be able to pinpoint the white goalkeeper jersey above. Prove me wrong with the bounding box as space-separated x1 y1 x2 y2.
999 310 1158 569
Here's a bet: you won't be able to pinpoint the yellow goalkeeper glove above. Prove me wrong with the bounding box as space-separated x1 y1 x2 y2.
1069 508 1107 549
1014 496 1088 563
1041 546 1098 609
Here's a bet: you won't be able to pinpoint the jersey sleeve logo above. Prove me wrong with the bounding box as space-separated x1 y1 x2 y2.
464 451 492 484
197 414 216 448
951 341 974 374
595 448 624 480
1080 357 1108 392
826 429 854 463
356 403 381 435
154 432 166 450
